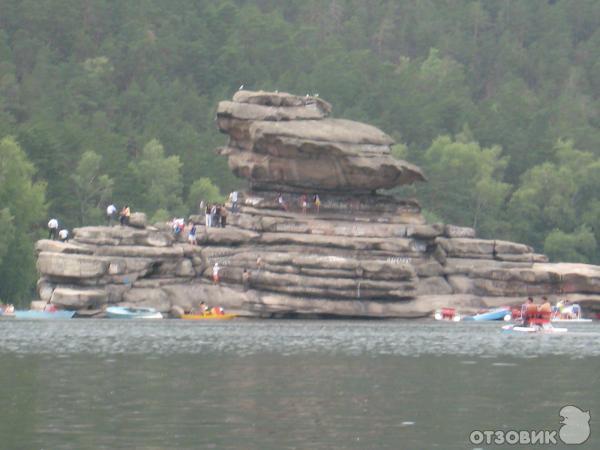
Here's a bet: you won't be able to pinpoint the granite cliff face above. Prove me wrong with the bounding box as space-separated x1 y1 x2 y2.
34 91 600 317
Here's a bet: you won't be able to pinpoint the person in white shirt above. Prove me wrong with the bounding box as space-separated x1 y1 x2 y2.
106 204 117 226
58 229 69 242
48 218 59 240
230 191 239 212
212 262 220 284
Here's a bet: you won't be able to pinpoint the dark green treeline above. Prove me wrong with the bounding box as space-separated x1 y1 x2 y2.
0 0 599 302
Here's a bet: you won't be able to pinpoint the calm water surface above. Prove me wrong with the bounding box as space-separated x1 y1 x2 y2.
0 319 598 450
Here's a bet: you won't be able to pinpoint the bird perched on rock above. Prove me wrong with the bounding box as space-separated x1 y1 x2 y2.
238 84 244 90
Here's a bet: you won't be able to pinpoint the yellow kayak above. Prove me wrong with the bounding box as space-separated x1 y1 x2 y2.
181 313 237 320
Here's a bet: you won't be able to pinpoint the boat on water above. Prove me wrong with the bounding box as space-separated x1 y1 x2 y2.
551 302 592 323
105 306 163 319
433 308 461 321
463 307 512 322
0 304 15 318
181 313 237 320
502 323 567 334
14 310 76 319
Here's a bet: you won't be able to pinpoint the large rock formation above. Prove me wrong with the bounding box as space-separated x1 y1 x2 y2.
217 90 425 193
34 91 600 318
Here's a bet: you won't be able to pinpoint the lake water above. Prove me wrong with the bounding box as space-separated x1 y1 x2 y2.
0 319 598 450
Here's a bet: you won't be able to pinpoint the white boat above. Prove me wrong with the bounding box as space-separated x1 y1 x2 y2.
551 318 592 323
105 306 163 319
502 324 567 334
551 302 592 323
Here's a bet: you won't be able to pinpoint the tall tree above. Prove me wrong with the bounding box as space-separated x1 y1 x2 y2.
128 139 184 217
414 132 510 237
71 150 114 226
0 136 46 304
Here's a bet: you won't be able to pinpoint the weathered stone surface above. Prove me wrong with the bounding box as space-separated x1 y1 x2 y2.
222 142 424 192
197 227 260 246
175 259 195 277
416 277 453 295
51 287 107 309
447 275 475 294
128 212 147 228
37 278 55 302
233 90 332 111
217 91 424 193
218 100 328 121
35 240 94 255
93 245 184 258
444 225 476 238
37 252 108 278
122 288 171 312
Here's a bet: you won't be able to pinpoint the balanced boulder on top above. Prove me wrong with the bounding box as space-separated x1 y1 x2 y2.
216 90 425 193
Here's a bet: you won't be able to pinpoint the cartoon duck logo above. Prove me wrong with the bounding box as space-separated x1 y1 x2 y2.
559 405 591 445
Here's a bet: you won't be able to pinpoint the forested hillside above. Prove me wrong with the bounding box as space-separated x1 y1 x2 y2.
0 0 599 302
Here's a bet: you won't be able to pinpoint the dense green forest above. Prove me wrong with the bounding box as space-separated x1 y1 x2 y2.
0 0 599 302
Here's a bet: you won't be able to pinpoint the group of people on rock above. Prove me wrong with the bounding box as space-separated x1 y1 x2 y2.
170 217 199 245
203 202 228 228
277 192 321 214
106 204 131 226
212 261 256 291
519 296 552 327
47 218 69 242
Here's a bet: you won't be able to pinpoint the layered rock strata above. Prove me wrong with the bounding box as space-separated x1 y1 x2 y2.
34 91 600 317
216 90 425 193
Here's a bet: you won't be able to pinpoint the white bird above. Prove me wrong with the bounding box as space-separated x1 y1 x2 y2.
238 84 244 91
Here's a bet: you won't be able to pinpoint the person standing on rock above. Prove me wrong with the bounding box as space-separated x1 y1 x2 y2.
188 223 197 245
300 194 308 214
212 262 220 284
119 205 130 226
220 205 228 228
211 204 218 227
106 204 117 226
47 218 59 240
229 191 238 213
313 193 321 214
277 193 287 211
205 203 212 228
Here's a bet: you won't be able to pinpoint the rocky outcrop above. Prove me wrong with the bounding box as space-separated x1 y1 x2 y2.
217 90 425 193
33 91 600 317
